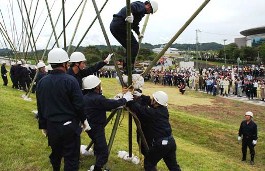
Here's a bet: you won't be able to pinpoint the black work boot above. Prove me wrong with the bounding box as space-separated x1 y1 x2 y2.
93 165 103 171
241 154 246 161
250 154 255 165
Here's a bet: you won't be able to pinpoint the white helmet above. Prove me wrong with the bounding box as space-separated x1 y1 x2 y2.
48 48 69 64
69 52 86 63
46 64 53 71
150 1 158 13
37 61 46 69
17 61 22 65
245 111 253 117
152 91 168 106
82 75 101 89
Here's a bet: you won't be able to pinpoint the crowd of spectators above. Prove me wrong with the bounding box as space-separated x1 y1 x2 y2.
147 64 265 101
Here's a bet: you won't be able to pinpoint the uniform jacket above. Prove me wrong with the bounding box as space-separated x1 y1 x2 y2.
113 1 146 35
67 61 106 88
239 120 258 140
83 92 127 126
37 69 85 129
127 95 172 140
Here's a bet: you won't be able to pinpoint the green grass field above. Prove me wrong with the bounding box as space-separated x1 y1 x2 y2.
0 76 264 171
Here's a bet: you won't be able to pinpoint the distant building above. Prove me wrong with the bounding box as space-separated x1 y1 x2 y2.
240 26 265 47
234 37 246 48
152 45 179 55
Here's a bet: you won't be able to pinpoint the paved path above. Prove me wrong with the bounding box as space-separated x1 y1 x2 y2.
198 91 265 107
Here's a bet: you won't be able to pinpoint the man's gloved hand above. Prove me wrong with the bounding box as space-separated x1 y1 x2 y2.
133 91 142 97
252 140 257 145
238 136 242 141
125 14 134 23
104 53 113 64
114 93 123 100
123 92 133 102
42 129 47 137
138 33 144 39
83 119 91 131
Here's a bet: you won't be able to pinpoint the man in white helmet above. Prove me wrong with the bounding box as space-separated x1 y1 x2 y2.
32 61 47 93
127 90 181 171
1 60 8 86
67 51 113 89
82 75 133 171
36 48 90 171
238 111 258 165
110 1 158 72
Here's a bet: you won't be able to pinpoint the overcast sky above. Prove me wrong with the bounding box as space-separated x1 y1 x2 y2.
0 0 264 50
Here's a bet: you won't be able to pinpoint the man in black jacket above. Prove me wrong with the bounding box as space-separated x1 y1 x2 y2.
127 90 181 171
37 48 90 171
82 75 133 171
1 61 8 86
238 111 258 165
110 1 158 71
67 52 112 89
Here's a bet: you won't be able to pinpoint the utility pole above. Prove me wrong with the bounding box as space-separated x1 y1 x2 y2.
223 39 227 66
195 29 201 69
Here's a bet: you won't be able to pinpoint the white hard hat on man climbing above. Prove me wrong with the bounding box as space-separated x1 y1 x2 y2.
82 75 101 90
150 1 158 13
152 91 168 106
69 52 86 63
48 48 69 64
245 111 253 117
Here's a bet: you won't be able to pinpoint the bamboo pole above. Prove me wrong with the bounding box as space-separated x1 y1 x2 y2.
74 0 108 51
67 0 88 54
134 14 150 65
126 0 133 157
91 0 125 87
142 0 211 77
62 0 66 50
52 0 83 49
44 0 59 47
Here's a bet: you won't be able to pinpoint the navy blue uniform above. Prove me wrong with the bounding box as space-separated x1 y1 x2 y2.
10 65 18 88
83 92 127 170
110 1 146 68
67 61 106 89
134 95 153 156
128 96 181 171
1 64 8 86
37 69 86 171
238 120 258 161
32 71 47 93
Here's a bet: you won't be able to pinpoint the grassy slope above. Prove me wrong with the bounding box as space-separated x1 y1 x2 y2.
0 77 264 171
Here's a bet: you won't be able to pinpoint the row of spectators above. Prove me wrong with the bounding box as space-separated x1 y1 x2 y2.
148 65 265 101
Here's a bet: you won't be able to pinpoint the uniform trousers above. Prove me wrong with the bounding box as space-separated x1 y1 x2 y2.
47 120 81 171
144 137 181 171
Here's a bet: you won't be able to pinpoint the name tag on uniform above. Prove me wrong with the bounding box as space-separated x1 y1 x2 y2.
162 140 168 145
63 121 72 126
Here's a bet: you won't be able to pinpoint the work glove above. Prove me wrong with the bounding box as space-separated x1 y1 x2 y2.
125 14 134 23
82 119 91 131
238 136 242 141
114 93 123 100
252 140 257 145
123 92 133 102
41 129 47 137
104 53 113 64
133 91 142 97
138 33 144 39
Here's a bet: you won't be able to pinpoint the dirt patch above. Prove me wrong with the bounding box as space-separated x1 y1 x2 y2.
170 96 265 127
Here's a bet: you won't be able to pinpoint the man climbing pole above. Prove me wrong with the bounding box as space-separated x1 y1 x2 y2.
110 0 158 72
